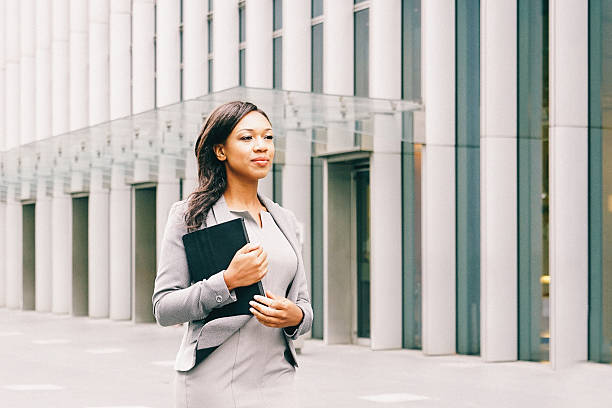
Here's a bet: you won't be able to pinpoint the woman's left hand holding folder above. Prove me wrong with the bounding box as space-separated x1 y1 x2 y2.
249 290 304 329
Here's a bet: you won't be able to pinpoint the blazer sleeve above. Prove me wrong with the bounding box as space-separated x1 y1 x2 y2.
282 208 314 340
152 202 237 327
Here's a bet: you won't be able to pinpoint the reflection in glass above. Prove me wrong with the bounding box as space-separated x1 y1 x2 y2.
312 0 323 18
354 9 369 98
273 37 282 90
589 0 612 364
517 0 549 362
311 23 323 93
402 0 421 102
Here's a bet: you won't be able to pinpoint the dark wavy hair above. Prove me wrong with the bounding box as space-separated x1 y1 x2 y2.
184 101 271 231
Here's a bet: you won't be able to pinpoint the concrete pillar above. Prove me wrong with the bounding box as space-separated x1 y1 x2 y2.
182 149 198 200
0 0 5 151
20 0 35 146
183 0 207 98
34 180 52 312
0 200 6 306
323 0 352 95
109 0 131 119
51 178 72 314
549 0 589 369
368 0 402 350
88 169 110 318
35 0 52 142
132 0 155 114
480 0 518 362
156 0 180 107
5 0 20 149
5 185 22 309
89 0 109 125
109 165 131 320
212 0 238 92
422 0 456 355
70 0 89 130
157 156 181 259
245 0 272 88
52 0 69 136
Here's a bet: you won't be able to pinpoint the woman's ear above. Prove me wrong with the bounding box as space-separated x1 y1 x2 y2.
213 144 226 161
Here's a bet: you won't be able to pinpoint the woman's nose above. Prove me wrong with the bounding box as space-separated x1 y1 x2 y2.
253 136 268 151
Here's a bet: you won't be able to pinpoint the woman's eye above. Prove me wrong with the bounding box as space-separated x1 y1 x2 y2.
265 135 274 140
240 135 252 140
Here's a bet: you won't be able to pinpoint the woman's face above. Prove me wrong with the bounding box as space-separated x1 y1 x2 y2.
214 111 275 182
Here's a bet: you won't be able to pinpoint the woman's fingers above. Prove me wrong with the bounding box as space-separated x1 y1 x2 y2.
250 307 281 327
249 299 282 317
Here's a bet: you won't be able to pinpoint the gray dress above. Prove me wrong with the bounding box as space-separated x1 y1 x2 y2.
174 209 298 408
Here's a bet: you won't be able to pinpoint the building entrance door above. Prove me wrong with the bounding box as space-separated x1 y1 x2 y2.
133 185 157 323
352 166 370 345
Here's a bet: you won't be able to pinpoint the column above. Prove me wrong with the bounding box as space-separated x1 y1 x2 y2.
0 0 5 151
70 0 89 130
0 200 6 306
323 0 352 95
156 0 180 107
212 0 238 92
34 180 52 312
156 156 180 260
89 0 109 125
549 0 589 369
183 0 207 99
480 0 518 361
20 0 35 145
5 0 19 149
245 0 272 88
36 0 52 142
368 0 402 350
5 185 22 309
52 0 69 136
110 0 131 119
109 165 131 320
89 169 110 318
421 0 456 355
51 178 72 314
132 0 155 114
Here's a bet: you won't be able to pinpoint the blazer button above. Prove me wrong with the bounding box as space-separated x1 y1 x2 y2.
215 295 223 303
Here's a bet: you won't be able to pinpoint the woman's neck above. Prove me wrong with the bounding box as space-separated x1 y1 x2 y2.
223 177 262 211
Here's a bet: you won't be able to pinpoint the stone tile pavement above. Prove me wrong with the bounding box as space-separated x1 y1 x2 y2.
1 308 611 408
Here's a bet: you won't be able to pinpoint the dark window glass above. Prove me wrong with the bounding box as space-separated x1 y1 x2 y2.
402 0 421 101
239 6 245 43
517 0 549 362
239 49 245 86
311 23 323 93
208 59 213 92
273 0 282 30
354 9 369 97
354 0 367 3
273 36 282 89
312 0 323 18
455 0 480 356
208 0 213 12
311 155 324 339
208 19 213 53
588 0 612 364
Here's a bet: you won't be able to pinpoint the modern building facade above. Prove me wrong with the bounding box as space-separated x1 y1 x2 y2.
0 0 610 370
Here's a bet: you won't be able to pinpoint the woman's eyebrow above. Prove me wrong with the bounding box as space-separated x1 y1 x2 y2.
237 128 273 132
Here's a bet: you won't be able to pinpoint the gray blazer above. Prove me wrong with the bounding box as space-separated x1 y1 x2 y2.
152 192 313 372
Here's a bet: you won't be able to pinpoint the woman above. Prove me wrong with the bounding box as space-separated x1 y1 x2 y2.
152 101 313 407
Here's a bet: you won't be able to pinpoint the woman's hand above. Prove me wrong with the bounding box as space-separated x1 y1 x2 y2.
223 243 268 291
249 290 304 329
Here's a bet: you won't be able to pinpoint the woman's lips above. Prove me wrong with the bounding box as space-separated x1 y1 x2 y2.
252 159 269 166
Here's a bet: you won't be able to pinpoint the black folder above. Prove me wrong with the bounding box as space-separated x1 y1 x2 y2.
181 218 265 325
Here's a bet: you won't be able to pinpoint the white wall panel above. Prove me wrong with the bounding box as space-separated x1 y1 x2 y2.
5 0 20 149
69 0 89 130
89 0 110 125
156 0 180 107
20 0 35 146
212 0 238 92
183 0 207 99
132 0 155 114
109 0 131 119
35 0 51 142
52 0 69 136
323 0 352 95
245 0 272 88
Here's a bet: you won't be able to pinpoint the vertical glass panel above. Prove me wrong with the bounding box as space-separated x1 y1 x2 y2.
312 0 323 18
354 0 368 3
208 0 213 12
239 49 245 86
72 196 89 317
208 19 213 53
589 0 612 364
402 113 422 349
402 0 421 101
134 187 157 323
273 0 282 31
517 0 549 362
354 9 369 97
208 59 213 92
273 163 283 205
311 23 324 93
239 6 245 43
273 37 282 89
22 203 35 311
356 169 370 338
310 155 324 339
455 0 480 356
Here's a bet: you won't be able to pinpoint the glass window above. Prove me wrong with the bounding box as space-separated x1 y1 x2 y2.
354 0 368 3
311 23 324 93
208 19 213 53
589 0 612 364
273 0 282 31
402 0 421 101
239 5 245 43
208 0 213 12
455 0 480 356
517 0 549 362
273 37 282 89
354 8 369 97
239 49 245 86
312 0 323 18
208 59 213 92
311 155 324 339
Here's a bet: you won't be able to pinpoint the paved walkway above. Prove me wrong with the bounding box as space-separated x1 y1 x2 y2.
1 308 611 408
